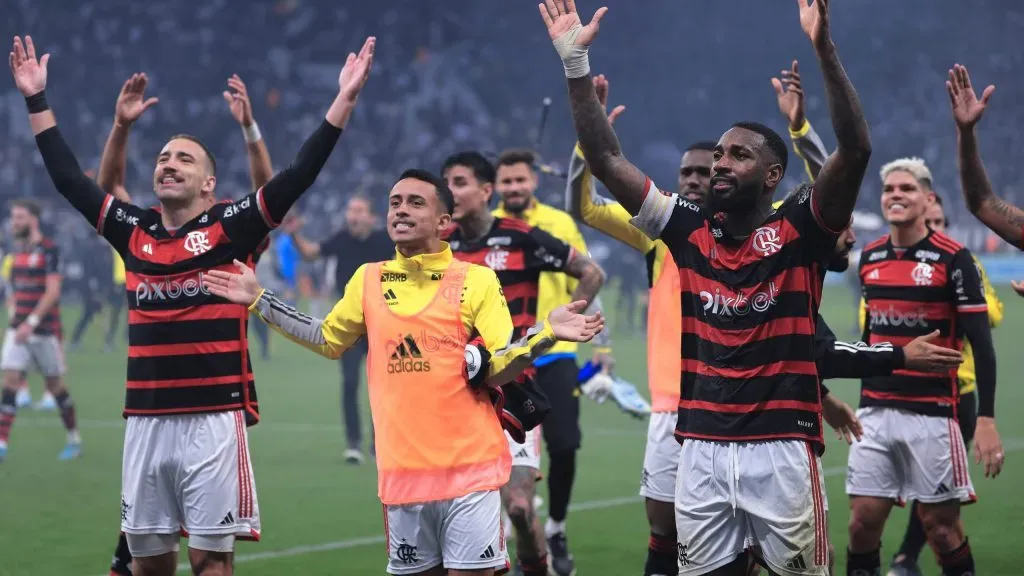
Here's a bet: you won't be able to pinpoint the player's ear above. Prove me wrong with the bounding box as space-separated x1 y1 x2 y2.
765 163 783 191
482 182 493 204
202 175 217 196
438 212 452 233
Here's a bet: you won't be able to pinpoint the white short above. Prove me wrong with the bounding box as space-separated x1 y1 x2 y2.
384 489 509 575
640 411 678 503
0 328 64 376
120 410 260 554
507 428 541 471
846 407 975 505
675 440 829 576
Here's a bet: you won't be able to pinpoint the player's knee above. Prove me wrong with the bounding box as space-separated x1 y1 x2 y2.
2 371 20 390
918 505 961 552
645 500 676 538
43 376 63 393
848 503 886 542
188 546 233 576
505 490 534 527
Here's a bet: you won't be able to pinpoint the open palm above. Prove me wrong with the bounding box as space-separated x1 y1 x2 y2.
797 0 830 48
338 37 376 103
116 73 159 125
947 63 994 130
538 0 607 46
204 260 263 307
548 300 605 343
222 74 253 126
8 36 49 97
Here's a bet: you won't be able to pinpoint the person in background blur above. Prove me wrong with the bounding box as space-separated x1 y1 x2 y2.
284 194 393 464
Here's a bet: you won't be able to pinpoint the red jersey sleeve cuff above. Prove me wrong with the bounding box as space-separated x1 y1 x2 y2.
809 190 844 235
255 187 280 229
95 194 114 235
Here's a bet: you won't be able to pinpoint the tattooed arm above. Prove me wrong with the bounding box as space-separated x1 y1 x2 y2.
957 124 1022 247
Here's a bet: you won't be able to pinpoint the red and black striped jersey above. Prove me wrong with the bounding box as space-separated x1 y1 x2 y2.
96 190 276 424
447 217 574 340
632 182 838 449
859 230 987 417
8 237 62 336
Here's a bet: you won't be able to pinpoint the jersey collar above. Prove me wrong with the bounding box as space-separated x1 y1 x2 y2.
391 242 454 272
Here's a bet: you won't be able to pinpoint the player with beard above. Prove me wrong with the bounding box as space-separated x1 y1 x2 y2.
11 34 374 576
540 0 872 573
492 146 610 575
92 72 276 576
442 151 605 576
0 198 78 462
851 157 1001 576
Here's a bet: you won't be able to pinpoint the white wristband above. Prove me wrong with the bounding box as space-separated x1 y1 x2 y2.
243 122 262 144
552 24 591 78
26 314 40 328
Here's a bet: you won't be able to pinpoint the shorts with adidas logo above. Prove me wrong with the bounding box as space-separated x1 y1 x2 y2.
639 411 678 503
120 410 260 554
383 489 508 575
507 427 541 471
675 440 829 576
845 406 975 505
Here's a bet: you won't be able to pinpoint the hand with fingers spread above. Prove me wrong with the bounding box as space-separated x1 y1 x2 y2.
115 73 159 127
204 260 263 308
772 60 806 131
547 300 605 343
797 0 831 49
901 330 963 373
538 0 608 78
592 74 625 125
223 74 255 127
821 393 862 445
9 35 49 97
947 63 995 131
338 37 376 104
974 417 1004 478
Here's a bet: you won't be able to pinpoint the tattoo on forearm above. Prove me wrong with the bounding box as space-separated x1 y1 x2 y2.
988 197 1024 229
819 43 869 152
567 77 621 176
566 257 604 305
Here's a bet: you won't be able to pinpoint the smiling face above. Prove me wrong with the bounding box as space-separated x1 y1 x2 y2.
386 178 451 249
153 137 216 207
881 169 929 226
707 127 782 216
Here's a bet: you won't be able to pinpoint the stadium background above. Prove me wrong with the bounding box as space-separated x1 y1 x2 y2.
2 0 1023 574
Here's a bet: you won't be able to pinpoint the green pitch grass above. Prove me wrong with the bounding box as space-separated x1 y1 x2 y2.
1 285 1021 575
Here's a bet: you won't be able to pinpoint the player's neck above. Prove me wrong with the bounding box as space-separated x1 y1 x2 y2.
457 211 494 242
889 220 929 248
160 202 205 231
396 237 444 259
719 202 773 240
25 229 42 245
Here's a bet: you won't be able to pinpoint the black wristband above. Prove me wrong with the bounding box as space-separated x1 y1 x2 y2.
891 345 906 370
25 91 48 114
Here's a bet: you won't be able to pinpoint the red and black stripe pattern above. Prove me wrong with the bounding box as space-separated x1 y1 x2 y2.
661 191 839 448
8 238 62 336
448 217 572 340
859 231 986 417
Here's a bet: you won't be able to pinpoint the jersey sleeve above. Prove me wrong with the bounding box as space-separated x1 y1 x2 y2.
780 185 841 265
950 249 988 315
96 196 147 255
43 244 61 276
629 178 707 253
524 227 575 272
216 192 273 256
972 255 1004 328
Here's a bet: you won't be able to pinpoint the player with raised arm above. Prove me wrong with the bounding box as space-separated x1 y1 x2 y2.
442 150 605 576
850 157 1001 576
540 0 871 573
204 169 604 576
10 33 374 576
93 72 277 576
0 199 79 463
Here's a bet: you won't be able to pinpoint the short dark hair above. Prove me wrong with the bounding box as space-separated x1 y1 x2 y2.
932 194 944 207
441 151 496 184
686 141 717 153
496 148 537 170
397 168 455 215
730 122 788 176
168 133 217 176
10 198 41 219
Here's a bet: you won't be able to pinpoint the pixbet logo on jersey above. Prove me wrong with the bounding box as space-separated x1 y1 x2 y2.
699 281 779 317
134 273 210 305
868 305 928 329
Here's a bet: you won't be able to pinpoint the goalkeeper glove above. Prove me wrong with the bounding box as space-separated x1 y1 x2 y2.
464 337 492 391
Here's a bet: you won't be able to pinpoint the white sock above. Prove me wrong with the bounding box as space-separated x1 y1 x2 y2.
0 439 7 450
544 518 566 537
67 430 81 444
41 390 55 401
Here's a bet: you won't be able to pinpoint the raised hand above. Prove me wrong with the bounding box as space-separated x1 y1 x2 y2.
901 330 963 373
9 36 49 97
593 74 625 125
222 74 254 127
115 73 159 127
338 37 376 103
797 0 831 49
547 300 605 343
539 0 607 78
204 260 263 307
772 60 806 131
947 63 995 131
